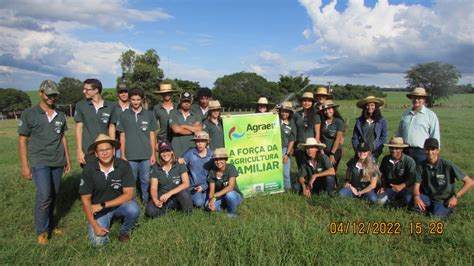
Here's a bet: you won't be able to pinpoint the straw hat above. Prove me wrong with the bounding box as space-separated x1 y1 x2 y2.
356 96 385 109
88 134 120 153
211 148 229 159
384 137 409 148
278 101 294 112
314 87 333 98
317 100 339 113
208 100 222 111
153 83 177 94
300 92 315 101
253 97 273 105
191 131 210 141
297 138 326 150
406 87 429 99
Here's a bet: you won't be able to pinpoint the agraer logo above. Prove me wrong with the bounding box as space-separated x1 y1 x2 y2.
228 126 245 140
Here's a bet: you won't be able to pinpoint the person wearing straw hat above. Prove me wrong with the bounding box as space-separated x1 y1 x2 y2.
318 100 345 170
182 131 214 207
352 96 387 160
206 148 243 217
278 101 297 191
297 138 336 197
339 142 380 204
146 140 193 217
18 80 71 245
79 134 140 246
254 96 273 113
411 138 473 218
153 83 179 141
203 100 225 150
313 86 333 112
169 91 203 157
191 87 212 122
294 92 321 169
377 137 416 205
397 87 440 164
116 88 158 204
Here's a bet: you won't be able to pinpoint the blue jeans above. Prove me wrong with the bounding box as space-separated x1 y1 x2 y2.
145 190 193 217
207 191 243 215
88 200 140 247
312 176 336 194
380 187 412 205
339 187 378 204
191 191 207 207
31 166 63 235
129 160 151 203
282 147 291 191
405 147 426 164
411 194 454 219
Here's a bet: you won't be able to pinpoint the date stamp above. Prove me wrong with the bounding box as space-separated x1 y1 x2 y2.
328 221 445 235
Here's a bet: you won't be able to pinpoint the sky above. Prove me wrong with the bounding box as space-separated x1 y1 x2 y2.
0 0 473 90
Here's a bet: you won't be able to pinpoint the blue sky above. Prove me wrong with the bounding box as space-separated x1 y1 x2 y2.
0 0 472 90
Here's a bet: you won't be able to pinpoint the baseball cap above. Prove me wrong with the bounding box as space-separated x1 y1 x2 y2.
180 91 193 101
357 142 371 152
158 140 173 153
424 138 439 149
116 83 128 92
39 80 60 95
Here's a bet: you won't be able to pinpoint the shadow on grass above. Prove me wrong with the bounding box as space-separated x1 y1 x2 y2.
55 172 81 225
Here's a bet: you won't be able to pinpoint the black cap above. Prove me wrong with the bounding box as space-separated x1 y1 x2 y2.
424 138 439 149
180 91 193 101
357 142 371 152
116 83 128 92
158 140 173 153
197 87 212 98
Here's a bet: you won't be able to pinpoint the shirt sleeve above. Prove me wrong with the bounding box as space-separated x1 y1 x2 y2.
116 115 124 132
150 164 160 179
149 111 158 131
109 104 118 124
405 157 417 186
298 164 308 179
208 169 216 183
177 163 188 175
430 111 441 147
336 118 345 132
289 120 297 142
78 169 93 195
450 162 466 181
227 164 238 178
168 113 178 127
62 114 68 132
414 164 423 184
18 110 30 136
321 154 333 170
74 102 83 123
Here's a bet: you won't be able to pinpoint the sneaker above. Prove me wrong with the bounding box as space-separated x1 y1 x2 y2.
52 227 65 235
37 232 49 245
378 195 388 205
118 234 130 242
227 213 238 218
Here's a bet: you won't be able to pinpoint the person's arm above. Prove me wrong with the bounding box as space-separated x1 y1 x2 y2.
396 116 404 138
314 123 321 143
447 176 473 208
80 194 109 236
359 176 378 196
378 119 388 152
108 123 116 139
150 178 163 208
412 183 425 211
298 176 311 198
329 131 343 164
159 171 190 202
120 132 127 161
207 182 216 210
213 177 236 198
75 122 86 164
181 121 202 133
309 167 336 188
431 113 441 147
18 135 31 180
351 120 359 153
149 131 156 165
62 135 71 174
171 124 194 135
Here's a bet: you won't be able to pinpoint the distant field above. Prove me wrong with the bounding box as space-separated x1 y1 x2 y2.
1 92 473 264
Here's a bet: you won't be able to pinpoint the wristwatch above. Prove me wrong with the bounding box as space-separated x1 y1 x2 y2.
454 193 459 199
101 202 107 209
212 194 217 199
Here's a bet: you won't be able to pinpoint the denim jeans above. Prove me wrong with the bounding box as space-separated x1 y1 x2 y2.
282 147 291 191
339 187 378 204
206 191 243 215
405 147 426 164
145 190 193 217
380 187 412 205
128 160 151 203
88 200 140 247
411 193 454 219
31 166 63 235
190 191 207 207
311 176 336 194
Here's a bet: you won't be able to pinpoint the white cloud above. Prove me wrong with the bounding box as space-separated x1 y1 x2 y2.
163 61 223 87
259 51 283 63
170 45 189 52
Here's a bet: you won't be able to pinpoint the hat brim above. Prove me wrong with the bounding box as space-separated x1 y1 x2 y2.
279 107 294 112
406 93 429 99
208 107 222 111
317 104 339 113
190 138 210 141
211 155 228 160
297 143 326 150
314 93 334 99
356 98 384 109
153 90 178 94
384 144 409 148
88 139 120 154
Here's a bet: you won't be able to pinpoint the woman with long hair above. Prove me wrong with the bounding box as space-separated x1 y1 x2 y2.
254 96 272 113
339 142 380 203
352 96 387 160
278 101 297 191
319 100 345 170
203 100 225 150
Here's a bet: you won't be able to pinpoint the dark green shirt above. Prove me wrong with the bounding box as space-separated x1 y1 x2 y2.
79 158 134 204
74 99 117 153
190 103 207 122
321 117 344 152
208 164 242 195
117 108 158 160
153 102 178 141
415 157 466 202
203 119 225 150
294 110 320 143
150 163 187 196
380 154 416 187
169 111 201 157
346 158 377 191
297 154 333 184
18 105 68 167
280 119 297 149
363 122 376 152
112 102 129 140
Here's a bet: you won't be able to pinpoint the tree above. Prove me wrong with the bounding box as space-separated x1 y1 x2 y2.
56 77 83 105
0 88 31 113
405 62 461 107
278 74 311 97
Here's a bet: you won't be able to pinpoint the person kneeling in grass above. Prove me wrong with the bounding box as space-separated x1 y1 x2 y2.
411 138 473 219
297 138 336 197
339 142 380 203
207 148 243 217
146 140 193 217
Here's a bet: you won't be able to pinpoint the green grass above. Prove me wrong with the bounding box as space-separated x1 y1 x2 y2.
1 93 473 264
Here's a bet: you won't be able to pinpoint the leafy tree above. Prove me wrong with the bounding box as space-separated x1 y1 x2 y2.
102 91 117 102
331 84 385 100
56 77 83 105
278 74 311 97
0 88 31 112
405 62 461 107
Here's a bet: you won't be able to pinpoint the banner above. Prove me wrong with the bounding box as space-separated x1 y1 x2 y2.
223 113 283 197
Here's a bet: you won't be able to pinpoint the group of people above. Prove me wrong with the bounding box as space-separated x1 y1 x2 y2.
18 79 472 247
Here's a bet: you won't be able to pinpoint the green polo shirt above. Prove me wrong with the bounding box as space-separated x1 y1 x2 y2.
346 158 376 191
112 102 129 140
281 119 297 149
153 102 178 141
74 99 117 153
415 157 466 202
190 103 207 122
208 163 242 196
294 110 320 143
117 108 157 160
150 163 187 196
321 117 344 152
18 105 68 168
380 154 416 187
78 158 134 204
203 119 225 150
298 154 332 184
169 111 201 157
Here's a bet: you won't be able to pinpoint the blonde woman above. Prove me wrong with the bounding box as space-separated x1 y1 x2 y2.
339 142 380 203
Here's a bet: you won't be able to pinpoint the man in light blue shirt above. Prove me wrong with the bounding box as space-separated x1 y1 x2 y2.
397 87 440 163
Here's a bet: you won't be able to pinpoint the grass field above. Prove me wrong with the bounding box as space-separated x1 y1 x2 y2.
1 92 473 264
